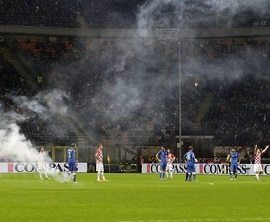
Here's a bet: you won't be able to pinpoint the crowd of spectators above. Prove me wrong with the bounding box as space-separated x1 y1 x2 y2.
14 38 181 144
0 51 76 144
191 38 270 145
0 62 30 97
79 0 270 29
3 35 270 148
80 0 145 28
16 38 81 74
0 0 78 27
1 0 270 29
202 74 270 145
2 1 270 163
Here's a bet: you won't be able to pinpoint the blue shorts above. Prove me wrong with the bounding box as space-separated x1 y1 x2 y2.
159 162 167 172
230 163 238 173
68 162 78 172
187 163 195 173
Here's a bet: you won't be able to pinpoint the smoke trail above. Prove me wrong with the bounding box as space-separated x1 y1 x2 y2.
11 89 70 119
0 0 268 172
0 123 39 162
209 0 270 15
0 122 72 182
137 0 182 37
0 89 73 182
6 0 267 149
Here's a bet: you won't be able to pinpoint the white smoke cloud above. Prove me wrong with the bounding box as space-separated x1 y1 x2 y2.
11 89 70 119
43 89 69 115
209 0 270 15
0 123 39 162
2 0 267 157
137 0 182 37
11 96 49 120
0 88 73 182
0 122 72 183
3 111 28 123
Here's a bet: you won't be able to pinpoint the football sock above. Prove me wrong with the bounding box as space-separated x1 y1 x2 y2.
255 173 259 179
188 173 192 181
101 172 106 180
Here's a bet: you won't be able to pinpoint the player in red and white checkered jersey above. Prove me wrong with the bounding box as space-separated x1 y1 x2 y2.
95 144 107 182
254 144 269 181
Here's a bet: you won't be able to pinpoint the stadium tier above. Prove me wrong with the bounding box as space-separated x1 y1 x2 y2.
0 0 78 27
1 36 270 154
0 0 270 165
1 0 270 28
1 1 270 221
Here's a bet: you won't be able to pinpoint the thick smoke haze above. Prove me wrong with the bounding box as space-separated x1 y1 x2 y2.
0 123 39 162
11 89 69 119
0 89 71 160
1 0 269 165
183 45 270 85
41 0 270 141
0 122 72 182
0 90 73 182
138 0 270 32
209 0 270 15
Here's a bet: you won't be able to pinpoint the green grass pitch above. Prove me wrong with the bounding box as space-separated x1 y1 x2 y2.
0 173 270 222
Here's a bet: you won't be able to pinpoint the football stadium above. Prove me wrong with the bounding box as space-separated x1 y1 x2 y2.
1 0 270 221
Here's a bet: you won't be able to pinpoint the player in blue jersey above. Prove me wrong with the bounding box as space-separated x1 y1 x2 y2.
156 146 168 180
226 148 240 180
67 143 78 183
183 146 197 182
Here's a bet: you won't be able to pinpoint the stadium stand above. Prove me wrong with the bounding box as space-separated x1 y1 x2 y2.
187 38 270 145
0 0 78 27
78 0 270 29
0 49 76 144
1 0 270 29
12 36 270 148
79 0 146 28
1 1 270 163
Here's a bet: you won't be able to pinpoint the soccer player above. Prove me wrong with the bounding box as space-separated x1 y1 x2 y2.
183 146 197 182
226 148 240 180
37 146 50 180
156 146 168 180
166 149 175 179
95 144 107 182
254 144 269 181
67 143 78 183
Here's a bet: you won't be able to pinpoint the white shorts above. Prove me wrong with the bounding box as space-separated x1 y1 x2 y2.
37 162 47 172
254 164 263 172
166 163 173 172
96 162 104 172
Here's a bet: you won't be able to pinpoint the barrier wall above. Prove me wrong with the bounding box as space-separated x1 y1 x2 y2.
0 162 87 173
142 163 270 175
